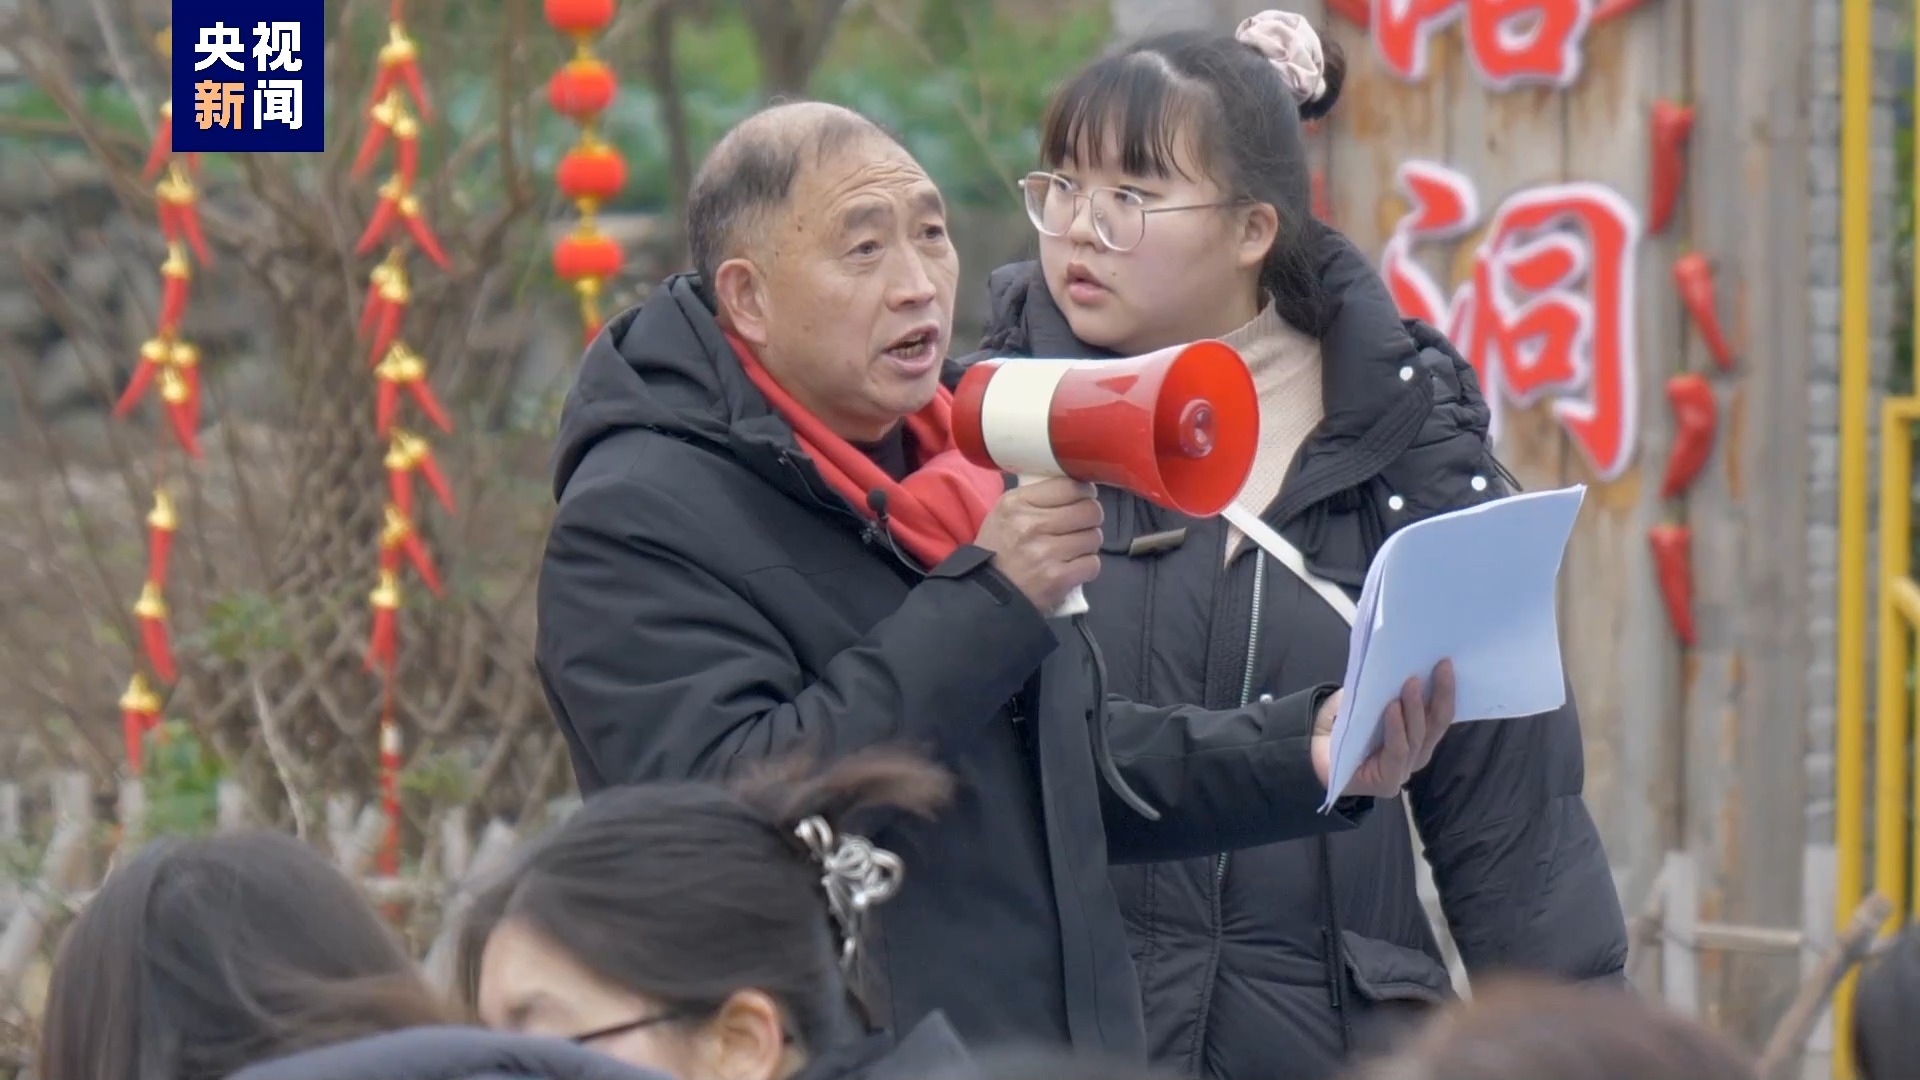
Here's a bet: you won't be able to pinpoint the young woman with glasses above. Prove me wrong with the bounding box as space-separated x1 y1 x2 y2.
460 751 974 1080
965 10 1626 1080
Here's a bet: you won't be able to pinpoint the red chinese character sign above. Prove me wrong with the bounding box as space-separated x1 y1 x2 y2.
1333 0 1652 90
1381 161 1644 481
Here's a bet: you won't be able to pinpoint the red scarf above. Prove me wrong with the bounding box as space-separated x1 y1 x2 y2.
728 333 1003 567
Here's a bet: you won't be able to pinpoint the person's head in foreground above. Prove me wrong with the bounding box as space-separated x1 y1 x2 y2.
1853 922 1920 1080
1343 978 1757 1080
464 751 963 1080
692 101 957 443
37 830 448 1080
1027 9 1344 355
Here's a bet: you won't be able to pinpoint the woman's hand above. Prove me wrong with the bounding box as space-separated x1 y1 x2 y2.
1310 659 1456 799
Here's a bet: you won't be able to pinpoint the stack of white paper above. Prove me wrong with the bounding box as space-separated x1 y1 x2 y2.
1319 485 1587 811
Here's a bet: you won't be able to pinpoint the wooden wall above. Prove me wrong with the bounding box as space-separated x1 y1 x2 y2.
1201 0 1815 1037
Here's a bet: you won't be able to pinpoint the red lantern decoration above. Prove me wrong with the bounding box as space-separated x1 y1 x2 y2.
553 229 624 281
548 58 617 118
545 0 616 33
557 142 629 205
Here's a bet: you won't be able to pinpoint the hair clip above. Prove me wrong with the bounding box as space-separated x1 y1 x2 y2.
793 816 905 969
1235 9 1328 106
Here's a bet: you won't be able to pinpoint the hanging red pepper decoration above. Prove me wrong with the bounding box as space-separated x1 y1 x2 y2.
380 503 444 595
397 192 451 269
395 429 457 514
1648 99 1695 234
135 581 179 684
355 178 405 257
369 266 411 367
147 488 177 587
158 166 213 266
377 718 403 875
1648 524 1696 647
1658 373 1717 499
114 336 171 417
375 344 453 435
371 23 432 118
158 243 192 334
385 433 417 518
144 100 175 180
1673 252 1735 371
352 92 400 179
158 366 202 458
394 112 422 187
170 341 203 433
120 672 162 772
360 260 396 342
365 568 402 673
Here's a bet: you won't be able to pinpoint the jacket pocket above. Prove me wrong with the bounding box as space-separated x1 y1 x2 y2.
1340 930 1456 1005
1340 930 1456 1059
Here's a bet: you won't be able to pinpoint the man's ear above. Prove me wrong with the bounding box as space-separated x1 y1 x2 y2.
1237 202 1280 273
711 258 770 348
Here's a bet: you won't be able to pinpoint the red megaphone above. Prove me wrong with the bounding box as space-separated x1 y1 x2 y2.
952 340 1260 518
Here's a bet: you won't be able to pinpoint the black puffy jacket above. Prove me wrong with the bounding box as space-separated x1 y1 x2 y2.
536 274 1368 1059
971 235 1628 1080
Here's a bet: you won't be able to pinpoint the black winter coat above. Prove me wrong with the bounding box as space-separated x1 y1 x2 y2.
224 1027 674 1080
535 274 1371 1059
972 239 1629 1080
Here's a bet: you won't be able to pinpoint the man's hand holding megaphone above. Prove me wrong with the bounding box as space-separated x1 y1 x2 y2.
973 476 1105 614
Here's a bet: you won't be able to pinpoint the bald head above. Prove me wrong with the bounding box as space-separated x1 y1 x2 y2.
686 102 903 291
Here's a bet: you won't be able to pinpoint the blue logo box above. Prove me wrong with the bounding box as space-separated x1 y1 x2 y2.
171 0 324 153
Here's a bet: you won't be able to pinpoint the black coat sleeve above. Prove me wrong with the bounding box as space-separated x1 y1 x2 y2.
1099 687 1369 864
536 484 1058 790
1389 335 1629 981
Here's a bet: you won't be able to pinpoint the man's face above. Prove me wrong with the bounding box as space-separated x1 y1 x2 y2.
721 136 959 442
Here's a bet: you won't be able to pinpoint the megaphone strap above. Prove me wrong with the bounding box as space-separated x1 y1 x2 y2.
1221 501 1358 626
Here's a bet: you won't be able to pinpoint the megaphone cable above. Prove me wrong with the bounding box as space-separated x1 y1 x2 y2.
1073 614 1162 822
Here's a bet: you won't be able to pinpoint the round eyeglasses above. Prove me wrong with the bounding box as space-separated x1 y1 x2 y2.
1018 171 1248 253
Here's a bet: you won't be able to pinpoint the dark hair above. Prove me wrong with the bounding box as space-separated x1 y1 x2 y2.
37 830 450 1080
1345 978 1756 1080
1037 26 1347 334
458 751 953 1055
1854 924 1920 1079
687 102 902 288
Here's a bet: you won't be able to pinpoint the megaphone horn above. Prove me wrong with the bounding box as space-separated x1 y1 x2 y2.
952 340 1259 615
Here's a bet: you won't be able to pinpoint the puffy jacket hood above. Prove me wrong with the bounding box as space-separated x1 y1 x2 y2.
551 273 773 499
224 1026 675 1080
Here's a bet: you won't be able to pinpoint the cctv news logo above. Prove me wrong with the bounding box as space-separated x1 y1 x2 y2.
171 1 324 153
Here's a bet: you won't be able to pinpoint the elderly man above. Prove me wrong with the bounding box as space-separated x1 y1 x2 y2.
536 102 1455 1057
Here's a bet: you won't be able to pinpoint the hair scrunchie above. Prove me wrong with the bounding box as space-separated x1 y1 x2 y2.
1235 9 1327 106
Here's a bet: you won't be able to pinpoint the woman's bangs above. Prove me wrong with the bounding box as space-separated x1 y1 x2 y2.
1037 57 1206 181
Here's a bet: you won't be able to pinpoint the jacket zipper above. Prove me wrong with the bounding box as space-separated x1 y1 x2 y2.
1187 549 1266 1076
1215 552 1266 893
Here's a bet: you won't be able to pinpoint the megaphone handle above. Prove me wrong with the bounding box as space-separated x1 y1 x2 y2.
1015 474 1094 619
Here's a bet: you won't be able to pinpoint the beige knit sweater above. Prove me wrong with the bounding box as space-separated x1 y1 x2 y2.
1219 301 1325 561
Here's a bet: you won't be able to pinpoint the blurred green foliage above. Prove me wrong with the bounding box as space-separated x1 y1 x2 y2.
141 721 226 837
